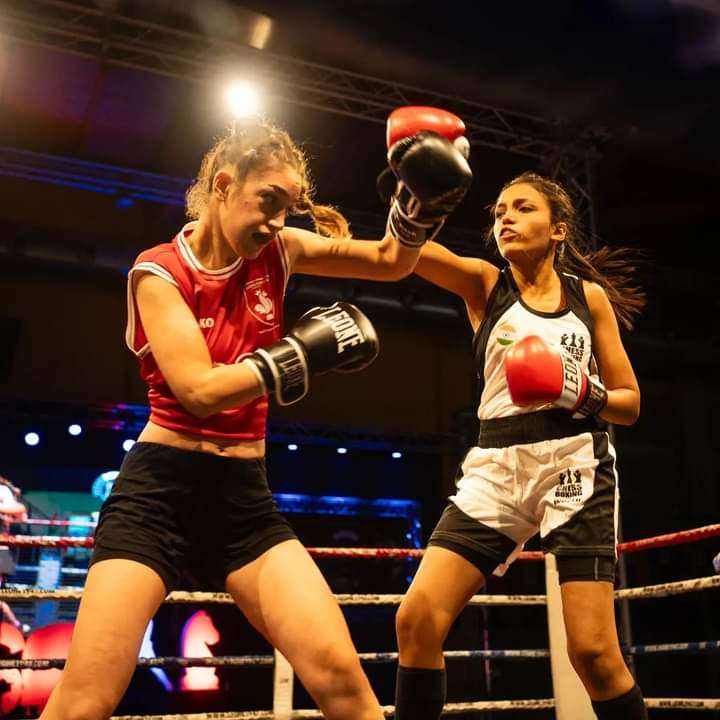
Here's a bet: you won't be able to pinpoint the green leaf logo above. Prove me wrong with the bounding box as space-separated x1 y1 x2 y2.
496 323 516 346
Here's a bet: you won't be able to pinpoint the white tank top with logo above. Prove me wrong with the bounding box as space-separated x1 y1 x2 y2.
473 268 601 421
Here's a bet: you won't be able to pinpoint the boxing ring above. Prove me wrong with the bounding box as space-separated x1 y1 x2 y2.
0 522 718 718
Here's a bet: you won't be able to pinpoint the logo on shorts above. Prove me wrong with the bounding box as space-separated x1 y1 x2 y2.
495 322 517 346
245 276 276 326
554 468 584 504
560 332 586 363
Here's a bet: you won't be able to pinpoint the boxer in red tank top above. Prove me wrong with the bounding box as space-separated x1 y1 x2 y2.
41 110 471 720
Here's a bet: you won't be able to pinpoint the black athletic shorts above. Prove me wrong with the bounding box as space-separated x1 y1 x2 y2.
90 442 297 592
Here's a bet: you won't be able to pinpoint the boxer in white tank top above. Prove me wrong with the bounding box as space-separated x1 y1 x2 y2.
394 172 648 720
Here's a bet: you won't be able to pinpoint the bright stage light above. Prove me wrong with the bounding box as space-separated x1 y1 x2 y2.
24 432 40 447
287 443 298 451
392 451 402 459
122 439 136 452
336 447 347 455
225 81 260 118
68 424 82 436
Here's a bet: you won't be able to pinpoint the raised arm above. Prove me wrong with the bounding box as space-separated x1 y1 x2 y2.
287 106 472 282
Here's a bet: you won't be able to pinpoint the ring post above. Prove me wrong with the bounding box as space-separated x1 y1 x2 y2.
545 553 595 719
273 649 294 720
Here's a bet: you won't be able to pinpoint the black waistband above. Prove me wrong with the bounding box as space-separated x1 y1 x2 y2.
121 441 266 481
478 409 606 448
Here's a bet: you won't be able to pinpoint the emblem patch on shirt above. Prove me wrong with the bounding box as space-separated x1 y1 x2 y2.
560 332 586 362
245 276 276 326
495 322 517 346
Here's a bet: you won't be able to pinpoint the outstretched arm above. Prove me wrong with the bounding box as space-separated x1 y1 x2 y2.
286 106 472 282
415 241 499 329
283 226 419 280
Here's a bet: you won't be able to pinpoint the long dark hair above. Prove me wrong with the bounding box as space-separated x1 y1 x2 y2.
491 172 645 330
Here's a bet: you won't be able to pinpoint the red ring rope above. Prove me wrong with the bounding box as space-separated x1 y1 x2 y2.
2 524 719 556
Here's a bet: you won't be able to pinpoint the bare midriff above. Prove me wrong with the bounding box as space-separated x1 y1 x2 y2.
137 421 265 459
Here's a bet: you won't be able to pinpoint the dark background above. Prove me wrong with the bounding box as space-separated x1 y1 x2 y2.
0 0 719 716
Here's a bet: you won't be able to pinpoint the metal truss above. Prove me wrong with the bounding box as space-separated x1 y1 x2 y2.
539 137 606 246
0 145 488 260
0 0 599 172
0 146 188 206
0 144 606 319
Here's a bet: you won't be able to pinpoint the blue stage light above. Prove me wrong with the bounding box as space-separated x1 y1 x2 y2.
24 432 40 446
68 424 82 436
115 196 134 209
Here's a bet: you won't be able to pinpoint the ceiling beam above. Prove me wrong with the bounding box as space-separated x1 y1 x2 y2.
0 0 596 161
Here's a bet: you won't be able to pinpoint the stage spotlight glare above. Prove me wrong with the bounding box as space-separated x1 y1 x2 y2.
336 447 347 455
122 439 136 452
225 81 260 118
24 432 40 447
392 451 402 459
287 443 298 451
68 424 82 436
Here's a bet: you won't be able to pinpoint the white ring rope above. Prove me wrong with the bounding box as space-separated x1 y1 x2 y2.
97 696 720 718
614 574 720 600
627 640 720 655
645 698 720 710
0 586 547 606
0 656 275 670
335 593 546 606
101 699 558 719
0 648 553 670
8 640 719 673
3 575 719 606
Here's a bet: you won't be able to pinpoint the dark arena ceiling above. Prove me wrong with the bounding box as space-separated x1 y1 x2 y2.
0 0 718 316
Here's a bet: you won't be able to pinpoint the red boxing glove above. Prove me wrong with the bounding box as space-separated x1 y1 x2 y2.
387 106 470 159
504 335 608 419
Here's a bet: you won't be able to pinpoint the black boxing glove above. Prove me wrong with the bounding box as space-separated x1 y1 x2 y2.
382 106 472 247
242 302 379 405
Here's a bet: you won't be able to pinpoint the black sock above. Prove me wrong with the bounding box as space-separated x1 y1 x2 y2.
394 665 446 720
592 684 647 720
